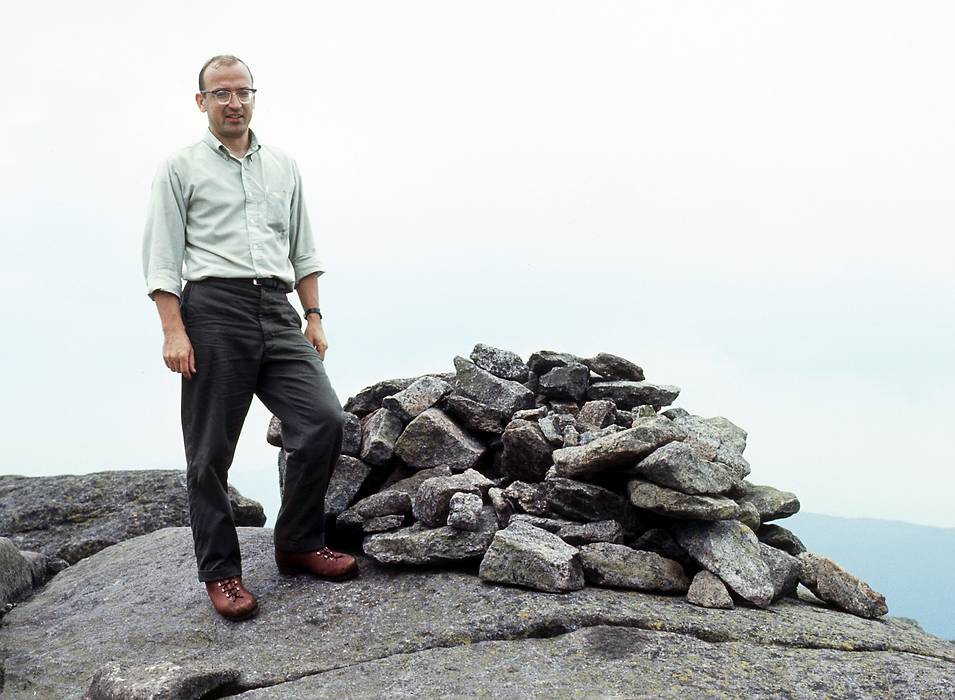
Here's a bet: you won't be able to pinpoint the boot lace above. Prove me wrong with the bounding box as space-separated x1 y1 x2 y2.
316 546 345 560
216 576 245 601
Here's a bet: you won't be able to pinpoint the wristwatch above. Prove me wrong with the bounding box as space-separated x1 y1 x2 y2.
304 307 323 321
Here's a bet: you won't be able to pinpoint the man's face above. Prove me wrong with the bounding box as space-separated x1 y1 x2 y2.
195 62 255 142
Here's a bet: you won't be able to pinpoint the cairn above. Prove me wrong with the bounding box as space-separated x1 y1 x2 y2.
267 344 887 618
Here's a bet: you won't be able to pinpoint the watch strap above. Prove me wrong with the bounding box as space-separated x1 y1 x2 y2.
303 306 323 320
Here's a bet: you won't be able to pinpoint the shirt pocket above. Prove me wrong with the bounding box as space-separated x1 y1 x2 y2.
266 188 292 237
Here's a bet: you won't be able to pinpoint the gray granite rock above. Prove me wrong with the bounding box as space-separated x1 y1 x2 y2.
737 501 762 531
538 413 576 446
453 356 535 416
760 543 801 601
614 409 634 427
756 524 807 556
537 363 590 401
3 527 952 698
501 481 549 517
631 441 739 495
0 470 265 564
0 537 33 608
629 528 694 571
627 479 741 520
359 407 405 465
362 515 407 533
673 520 774 608
487 487 513 527
266 415 283 447
342 412 362 457
478 521 584 593
526 350 579 374
343 373 456 417
394 408 486 472
561 425 580 447
412 473 485 527
735 482 800 522
545 478 636 528
499 419 553 482
447 492 484 531
580 353 645 381
379 465 453 497
799 552 889 619
575 399 617 431
557 520 624 546
579 542 689 593
469 344 528 382
347 490 413 520
508 514 579 533
365 507 499 565
686 570 734 609
586 380 681 410
382 376 454 424
669 413 751 479
18 550 48 589
548 400 580 416
578 424 627 445
323 456 375 518
440 394 509 434
512 406 547 421
85 660 241 700
552 419 683 478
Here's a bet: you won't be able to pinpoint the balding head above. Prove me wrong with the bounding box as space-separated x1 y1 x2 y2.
198 55 254 91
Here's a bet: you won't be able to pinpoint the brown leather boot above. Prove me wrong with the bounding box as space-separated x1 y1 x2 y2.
275 546 359 581
204 575 259 621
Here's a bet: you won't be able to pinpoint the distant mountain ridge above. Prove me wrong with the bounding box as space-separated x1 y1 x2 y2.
785 512 955 640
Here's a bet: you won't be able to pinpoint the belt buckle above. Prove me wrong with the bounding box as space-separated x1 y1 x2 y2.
252 278 266 287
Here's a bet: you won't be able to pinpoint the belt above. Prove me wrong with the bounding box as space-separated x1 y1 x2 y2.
194 277 293 293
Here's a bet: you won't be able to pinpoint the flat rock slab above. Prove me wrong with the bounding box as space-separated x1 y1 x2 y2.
2 528 952 699
0 470 265 564
232 624 955 700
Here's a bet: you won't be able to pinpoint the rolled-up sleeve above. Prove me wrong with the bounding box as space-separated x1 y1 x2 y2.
287 159 325 287
142 159 187 300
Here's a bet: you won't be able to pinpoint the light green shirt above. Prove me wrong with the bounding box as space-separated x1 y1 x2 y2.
142 128 325 299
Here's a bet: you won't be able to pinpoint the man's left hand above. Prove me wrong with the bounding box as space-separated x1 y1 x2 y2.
305 319 328 360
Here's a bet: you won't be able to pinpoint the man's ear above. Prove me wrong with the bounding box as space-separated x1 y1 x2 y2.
195 93 206 112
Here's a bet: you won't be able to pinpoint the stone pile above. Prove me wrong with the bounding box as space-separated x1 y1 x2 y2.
269 344 888 618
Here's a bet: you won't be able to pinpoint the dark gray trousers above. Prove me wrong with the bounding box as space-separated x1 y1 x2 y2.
179 278 344 582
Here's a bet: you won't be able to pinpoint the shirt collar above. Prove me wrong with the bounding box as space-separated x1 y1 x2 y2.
202 128 262 160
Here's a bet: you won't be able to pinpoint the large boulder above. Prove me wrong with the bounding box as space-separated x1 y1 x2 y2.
798 552 888 619
0 470 265 564
578 543 689 593
631 441 740 495
358 408 405 465
394 408 486 472
551 419 683 478
453 356 535 415
478 521 584 593
381 376 454 424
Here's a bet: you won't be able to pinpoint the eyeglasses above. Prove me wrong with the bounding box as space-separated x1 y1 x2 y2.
200 88 257 105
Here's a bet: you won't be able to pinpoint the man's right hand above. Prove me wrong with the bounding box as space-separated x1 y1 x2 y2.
163 329 197 379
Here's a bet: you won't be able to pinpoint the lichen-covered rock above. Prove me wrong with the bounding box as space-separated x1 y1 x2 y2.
344 373 456 417
342 412 362 456
557 520 624 547
673 520 774 608
799 552 888 619
575 400 617 431
580 353 645 381
586 380 681 410
359 407 405 465
500 419 554 482
509 514 579 532
0 538 33 608
18 551 48 589
85 660 240 700
756 524 807 556
364 507 499 565
487 487 513 527
394 408 486 472
382 376 454 423
440 394 509 434
502 481 549 517
453 357 535 416
578 543 689 593
735 482 800 522
323 456 375 518
538 363 590 401
627 480 741 520
447 492 484 531
527 350 579 374
379 465 453 497
686 570 734 609
668 413 751 479
552 419 683 478
631 441 739 495
266 414 283 447
629 528 694 571
346 491 413 520
478 521 584 593
737 501 762 532
469 343 528 382
412 473 485 527
545 478 636 529
760 543 801 601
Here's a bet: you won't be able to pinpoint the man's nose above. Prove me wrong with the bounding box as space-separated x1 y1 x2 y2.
227 92 242 108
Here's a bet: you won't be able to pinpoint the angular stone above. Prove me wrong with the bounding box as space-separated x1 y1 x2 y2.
578 424 626 445
500 419 554 482
586 381 681 410
361 515 407 533
453 357 535 416
760 543 801 601
394 408 486 472
756 524 807 556
672 520 774 608
548 400 580 416
440 394 508 435
580 353 645 381
631 441 739 495
0 538 33 608
342 412 362 457
509 514 579 533
478 521 584 593
552 418 684 478
633 405 657 418
344 373 456 417
562 425 580 447
661 407 689 420
487 487 513 527
669 413 751 479
512 406 547 421
447 492 484 531
86 661 240 700
629 528 694 571
266 414 283 447
627 480 741 520
799 552 888 619
737 501 761 531
412 470 492 527
348 491 413 520
469 343 528 382
324 456 375 518
686 570 734 609
527 350 579 374
538 363 590 401
502 481 549 516
364 507 499 565
576 400 617 431
382 376 454 424
538 413 575 446
579 542 689 593
18 551 48 589
359 408 405 466
380 465 453 497
735 482 800 522
614 409 634 427
545 478 636 528
557 520 624 546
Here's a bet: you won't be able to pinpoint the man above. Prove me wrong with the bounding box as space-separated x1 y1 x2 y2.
142 55 358 622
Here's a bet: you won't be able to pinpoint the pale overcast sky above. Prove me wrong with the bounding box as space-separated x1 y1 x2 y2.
2 2 952 527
